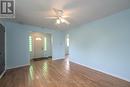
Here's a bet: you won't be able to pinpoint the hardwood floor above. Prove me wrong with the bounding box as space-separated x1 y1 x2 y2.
0 59 130 87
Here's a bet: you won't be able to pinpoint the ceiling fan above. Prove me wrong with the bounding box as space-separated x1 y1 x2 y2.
46 8 70 24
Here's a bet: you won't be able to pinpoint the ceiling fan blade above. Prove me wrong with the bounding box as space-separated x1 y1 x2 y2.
65 20 70 24
53 8 63 13
53 8 58 13
45 17 57 19
62 19 70 24
62 16 70 18
53 8 63 16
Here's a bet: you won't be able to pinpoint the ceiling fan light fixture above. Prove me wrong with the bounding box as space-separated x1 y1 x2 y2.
56 19 60 24
46 8 70 25
60 18 65 23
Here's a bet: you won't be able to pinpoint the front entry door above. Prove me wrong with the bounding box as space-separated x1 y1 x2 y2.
33 33 44 58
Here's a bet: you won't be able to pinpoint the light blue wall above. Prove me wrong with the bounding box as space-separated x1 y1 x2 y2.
1 21 65 69
67 9 130 82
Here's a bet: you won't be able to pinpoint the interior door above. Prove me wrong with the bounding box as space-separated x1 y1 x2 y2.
0 24 5 76
33 33 44 58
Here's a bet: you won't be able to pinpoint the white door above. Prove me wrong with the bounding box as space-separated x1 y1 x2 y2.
33 33 44 58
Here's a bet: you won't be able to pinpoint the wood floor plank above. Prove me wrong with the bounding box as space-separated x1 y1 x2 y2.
0 59 130 87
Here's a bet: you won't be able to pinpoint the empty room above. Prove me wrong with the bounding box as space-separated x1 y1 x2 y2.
0 0 130 87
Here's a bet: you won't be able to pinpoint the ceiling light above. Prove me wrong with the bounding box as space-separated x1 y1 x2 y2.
56 19 60 24
46 8 70 25
60 18 65 23
36 37 41 40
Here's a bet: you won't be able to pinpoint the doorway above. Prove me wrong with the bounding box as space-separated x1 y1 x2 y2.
65 34 69 57
0 24 5 77
29 32 52 60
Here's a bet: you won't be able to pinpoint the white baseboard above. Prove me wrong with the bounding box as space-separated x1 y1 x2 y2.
7 64 30 70
52 57 65 60
0 64 30 79
70 60 130 82
0 70 6 79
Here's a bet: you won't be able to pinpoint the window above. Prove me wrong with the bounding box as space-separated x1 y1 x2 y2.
66 34 69 47
67 38 69 47
44 37 47 51
29 35 32 52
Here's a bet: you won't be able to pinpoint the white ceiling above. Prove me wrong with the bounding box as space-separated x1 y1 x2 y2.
10 0 130 30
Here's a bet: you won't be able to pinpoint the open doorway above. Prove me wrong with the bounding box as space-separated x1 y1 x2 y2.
29 32 52 61
65 34 69 58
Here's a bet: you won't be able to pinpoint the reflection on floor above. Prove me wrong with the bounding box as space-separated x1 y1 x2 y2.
0 59 130 87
